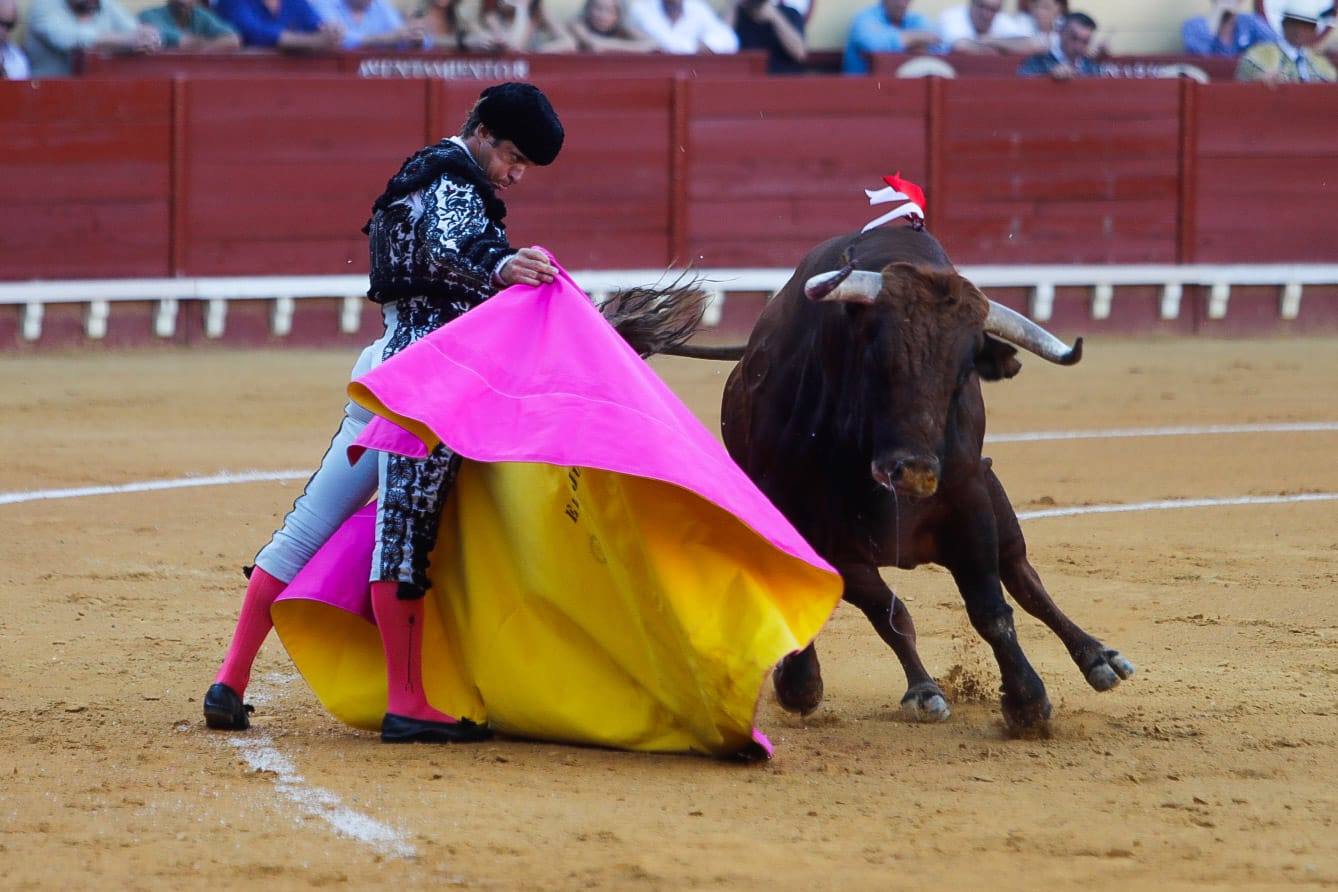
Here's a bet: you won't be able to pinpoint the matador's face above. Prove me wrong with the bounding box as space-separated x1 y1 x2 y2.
473 126 536 193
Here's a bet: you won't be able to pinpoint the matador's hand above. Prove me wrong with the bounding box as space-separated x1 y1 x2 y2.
500 247 556 287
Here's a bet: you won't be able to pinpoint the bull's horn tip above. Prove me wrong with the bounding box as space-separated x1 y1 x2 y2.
1062 337 1084 366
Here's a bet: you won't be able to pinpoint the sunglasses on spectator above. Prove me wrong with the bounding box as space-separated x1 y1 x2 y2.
0 16 17 27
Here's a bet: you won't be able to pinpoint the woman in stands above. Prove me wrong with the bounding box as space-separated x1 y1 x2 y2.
411 0 492 50
478 0 573 51
568 0 654 52
1020 0 1109 56
1020 0 1065 47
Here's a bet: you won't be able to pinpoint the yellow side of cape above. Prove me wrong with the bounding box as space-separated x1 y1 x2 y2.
274 454 838 756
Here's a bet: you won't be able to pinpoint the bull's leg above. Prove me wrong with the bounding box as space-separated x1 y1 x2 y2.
943 493 1051 736
840 564 949 722
773 643 824 715
986 469 1136 692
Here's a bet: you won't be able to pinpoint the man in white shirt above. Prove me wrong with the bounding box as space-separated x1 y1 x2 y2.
628 0 739 53
936 0 1043 54
0 0 33 78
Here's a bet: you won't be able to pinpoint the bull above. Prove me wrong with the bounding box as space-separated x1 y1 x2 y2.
672 226 1135 735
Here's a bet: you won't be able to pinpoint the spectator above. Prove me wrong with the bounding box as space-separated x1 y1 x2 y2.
479 0 572 51
733 0 806 73
22 0 161 77
0 0 32 78
216 0 342 49
842 0 936 74
1183 0 1275 56
1019 0 1062 46
936 0 1043 55
310 0 426 47
1237 0 1336 80
411 0 492 50
1311 2 1335 55
627 0 739 54
567 0 656 52
1017 9 1099 76
138 0 241 50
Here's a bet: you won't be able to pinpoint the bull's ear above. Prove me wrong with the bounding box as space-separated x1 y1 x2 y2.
976 335 1022 381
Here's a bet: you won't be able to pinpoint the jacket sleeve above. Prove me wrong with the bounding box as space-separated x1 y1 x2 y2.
415 173 515 291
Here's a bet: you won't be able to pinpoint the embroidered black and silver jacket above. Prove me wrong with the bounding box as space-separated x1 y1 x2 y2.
364 138 515 319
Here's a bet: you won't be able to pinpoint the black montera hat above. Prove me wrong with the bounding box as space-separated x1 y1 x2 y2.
475 82 564 166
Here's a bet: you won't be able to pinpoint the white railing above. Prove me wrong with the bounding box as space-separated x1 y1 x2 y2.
2 264 1336 341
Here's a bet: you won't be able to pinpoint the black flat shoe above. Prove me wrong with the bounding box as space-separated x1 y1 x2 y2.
381 713 493 744
203 682 254 730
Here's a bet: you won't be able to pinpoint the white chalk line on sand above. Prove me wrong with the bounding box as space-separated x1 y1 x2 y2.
0 469 310 506
987 421 1338 443
219 674 417 860
2 421 1337 509
1017 491 1338 520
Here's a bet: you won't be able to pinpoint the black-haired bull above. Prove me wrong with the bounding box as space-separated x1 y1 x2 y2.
681 226 1135 735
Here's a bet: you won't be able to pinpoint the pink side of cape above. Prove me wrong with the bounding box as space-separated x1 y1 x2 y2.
345 259 831 575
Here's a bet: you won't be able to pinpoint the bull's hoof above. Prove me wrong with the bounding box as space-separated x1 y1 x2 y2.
774 653 824 716
1001 692 1053 739
900 684 951 723
1086 649 1136 692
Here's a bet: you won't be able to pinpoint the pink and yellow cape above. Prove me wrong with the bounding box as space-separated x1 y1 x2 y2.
270 260 841 757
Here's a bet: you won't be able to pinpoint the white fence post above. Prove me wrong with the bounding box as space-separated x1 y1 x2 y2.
21 302 43 342
1159 283 1183 321
1280 283 1303 321
154 299 178 338
205 299 228 339
270 297 295 337
1091 283 1114 320
84 300 110 339
339 296 363 334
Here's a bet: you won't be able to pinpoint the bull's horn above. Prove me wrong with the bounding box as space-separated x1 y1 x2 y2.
805 269 883 304
985 300 1083 366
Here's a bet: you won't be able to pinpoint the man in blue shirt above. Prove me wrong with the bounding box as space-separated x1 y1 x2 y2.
1183 0 1275 56
217 0 342 49
308 0 425 48
842 0 937 74
1017 10 1100 77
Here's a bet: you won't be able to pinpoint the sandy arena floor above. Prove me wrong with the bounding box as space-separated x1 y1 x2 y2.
0 338 1335 891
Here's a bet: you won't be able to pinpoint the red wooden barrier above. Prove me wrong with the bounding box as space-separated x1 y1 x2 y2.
1192 83 1338 264
0 79 172 280
683 77 929 268
177 78 429 275
935 79 1182 265
5 76 1338 285
869 53 1238 81
80 50 766 80
342 50 767 79
80 51 342 77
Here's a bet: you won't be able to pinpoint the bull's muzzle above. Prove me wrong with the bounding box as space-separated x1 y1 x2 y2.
871 454 941 498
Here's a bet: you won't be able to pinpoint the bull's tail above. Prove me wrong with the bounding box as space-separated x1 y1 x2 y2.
659 343 747 361
596 270 748 361
598 271 711 358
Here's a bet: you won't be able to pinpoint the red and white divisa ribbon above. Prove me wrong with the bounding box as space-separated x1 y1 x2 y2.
862 172 926 233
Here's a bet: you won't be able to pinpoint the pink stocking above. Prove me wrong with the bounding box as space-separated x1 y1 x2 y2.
371 581 459 724
213 566 287 696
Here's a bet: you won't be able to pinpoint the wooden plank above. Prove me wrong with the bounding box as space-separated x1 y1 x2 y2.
80 51 341 77
938 79 1181 265
1177 78 1198 264
1196 84 1338 157
684 78 927 267
0 79 171 280
178 78 428 275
